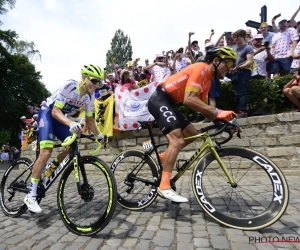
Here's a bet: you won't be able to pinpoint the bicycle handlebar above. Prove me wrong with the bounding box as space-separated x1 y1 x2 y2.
61 132 107 155
61 133 78 147
200 118 241 145
135 118 241 146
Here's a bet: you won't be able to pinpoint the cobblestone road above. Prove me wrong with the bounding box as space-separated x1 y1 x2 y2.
0 168 300 250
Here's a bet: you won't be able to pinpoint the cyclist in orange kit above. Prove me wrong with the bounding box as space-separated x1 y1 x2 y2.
148 47 237 202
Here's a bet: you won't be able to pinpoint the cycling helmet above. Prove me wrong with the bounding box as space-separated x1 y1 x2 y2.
80 64 104 79
204 47 237 63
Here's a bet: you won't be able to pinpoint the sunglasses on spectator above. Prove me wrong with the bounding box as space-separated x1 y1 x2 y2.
157 57 164 60
88 76 101 85
223 59 235 69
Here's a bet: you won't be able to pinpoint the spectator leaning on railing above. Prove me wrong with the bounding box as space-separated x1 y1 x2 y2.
283 68 300 112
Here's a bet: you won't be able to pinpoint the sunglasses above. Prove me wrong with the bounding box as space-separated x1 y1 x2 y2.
157 57 164 60
223 59 235 69
88 76 101 85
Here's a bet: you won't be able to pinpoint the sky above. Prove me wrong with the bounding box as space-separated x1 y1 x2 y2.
1 0 299 93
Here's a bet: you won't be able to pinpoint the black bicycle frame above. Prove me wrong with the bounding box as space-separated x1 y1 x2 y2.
10 139 81 197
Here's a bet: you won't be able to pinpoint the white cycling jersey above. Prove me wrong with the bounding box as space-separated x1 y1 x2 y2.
45 80 95 117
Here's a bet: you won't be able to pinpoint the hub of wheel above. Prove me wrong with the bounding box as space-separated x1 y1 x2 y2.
231 183 238 188
81 184 94 202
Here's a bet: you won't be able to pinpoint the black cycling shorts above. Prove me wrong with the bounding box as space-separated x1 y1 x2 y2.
148 86 191 135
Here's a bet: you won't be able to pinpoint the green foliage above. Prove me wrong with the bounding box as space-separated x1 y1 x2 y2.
0 28 50 147
0 0 16 20
0 130 10 146
174 75 296 121
106 29 133 72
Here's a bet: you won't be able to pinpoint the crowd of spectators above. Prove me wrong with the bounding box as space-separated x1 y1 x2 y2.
96 5 300 120
0 143 20 163
18 5 300 150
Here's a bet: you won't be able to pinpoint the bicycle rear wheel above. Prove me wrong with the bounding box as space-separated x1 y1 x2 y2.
57 155 117 236
192 146 289 230
111 150 159 210
0 157 33 217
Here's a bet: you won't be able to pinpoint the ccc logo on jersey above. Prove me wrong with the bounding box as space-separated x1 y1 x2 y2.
160 106 176 122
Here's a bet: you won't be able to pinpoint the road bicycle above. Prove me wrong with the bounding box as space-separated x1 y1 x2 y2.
0 131 117 236
110 119 289 230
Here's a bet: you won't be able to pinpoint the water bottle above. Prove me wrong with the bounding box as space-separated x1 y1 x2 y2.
45 160 59 178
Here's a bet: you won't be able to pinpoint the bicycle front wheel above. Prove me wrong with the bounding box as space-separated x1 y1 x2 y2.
0 157 33 217
192 146 289 230
57 155 117 236
111 150 160 210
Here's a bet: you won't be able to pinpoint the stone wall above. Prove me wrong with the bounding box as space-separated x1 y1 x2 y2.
21 112 300 175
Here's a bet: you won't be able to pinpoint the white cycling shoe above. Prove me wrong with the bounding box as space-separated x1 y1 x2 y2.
24 195 42 213
157 188 188 203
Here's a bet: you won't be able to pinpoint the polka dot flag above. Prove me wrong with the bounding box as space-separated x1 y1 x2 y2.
113 81 159 131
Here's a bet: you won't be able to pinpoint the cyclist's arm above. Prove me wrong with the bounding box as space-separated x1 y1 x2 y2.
52 106 73 126
85 116 101 136
183 91 216 121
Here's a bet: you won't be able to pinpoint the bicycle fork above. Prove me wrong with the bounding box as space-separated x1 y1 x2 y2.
210 147 236 187
73 155 82 195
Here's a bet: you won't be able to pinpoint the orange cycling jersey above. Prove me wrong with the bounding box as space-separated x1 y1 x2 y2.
161 62 211 104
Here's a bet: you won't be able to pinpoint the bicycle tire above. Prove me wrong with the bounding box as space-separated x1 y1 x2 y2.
0 157 33 217
192 146 289 230
111 150 159 210
57 155 117 236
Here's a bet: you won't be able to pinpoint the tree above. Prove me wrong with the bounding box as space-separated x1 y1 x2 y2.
9 40 42 61
0 0 16 25
106 29 133 72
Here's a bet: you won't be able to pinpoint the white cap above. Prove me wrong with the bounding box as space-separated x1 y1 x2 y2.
33 114 38 118
205 41 215 48
20 116 26 119
252 34 264 40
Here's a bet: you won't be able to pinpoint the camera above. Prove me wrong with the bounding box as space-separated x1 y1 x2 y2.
225 32 232 39
274 13 281 19
263 41 270 47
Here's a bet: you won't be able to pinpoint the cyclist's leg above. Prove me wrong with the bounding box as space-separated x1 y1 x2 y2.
53 119 73 161
24 107 54 213
148 89 188 202
159 112 197 162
